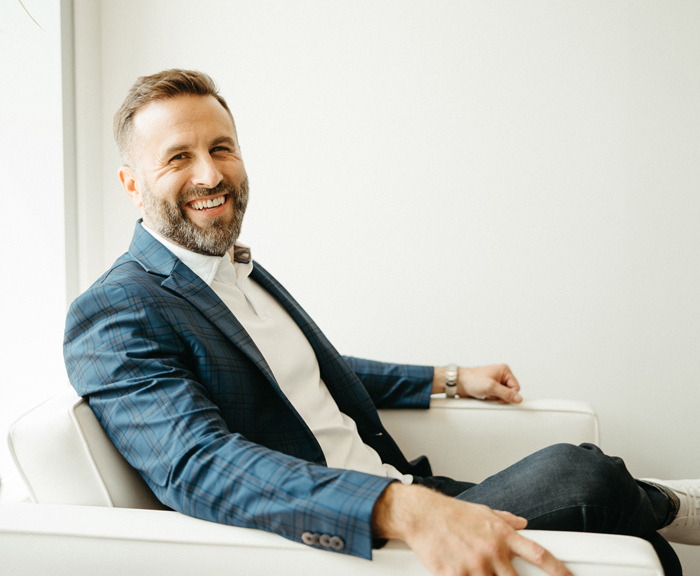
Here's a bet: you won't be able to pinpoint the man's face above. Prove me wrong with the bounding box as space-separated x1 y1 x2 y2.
120 95 249 256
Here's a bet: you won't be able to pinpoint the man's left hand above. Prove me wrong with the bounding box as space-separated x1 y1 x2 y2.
433 364 522 403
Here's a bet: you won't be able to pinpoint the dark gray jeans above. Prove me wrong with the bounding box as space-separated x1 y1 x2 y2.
414 443 681 575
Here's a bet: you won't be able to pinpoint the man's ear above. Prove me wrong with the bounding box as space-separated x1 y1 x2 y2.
119 166 143 208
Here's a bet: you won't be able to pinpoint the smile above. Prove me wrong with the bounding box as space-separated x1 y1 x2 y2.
188 195 228 211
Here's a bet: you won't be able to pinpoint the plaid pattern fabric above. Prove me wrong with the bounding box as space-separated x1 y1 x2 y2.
64 221 433 559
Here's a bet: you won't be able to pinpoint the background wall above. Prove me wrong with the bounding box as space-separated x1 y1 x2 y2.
77 0 700 567
0 1 70 491
7 0 700 569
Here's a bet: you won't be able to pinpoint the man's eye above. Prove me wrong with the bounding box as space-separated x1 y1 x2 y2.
211 146 231 153
170 153 187 161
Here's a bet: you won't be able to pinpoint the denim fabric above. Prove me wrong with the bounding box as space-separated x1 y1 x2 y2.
415 443 682 575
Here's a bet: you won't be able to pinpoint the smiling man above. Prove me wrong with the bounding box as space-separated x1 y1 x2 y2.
64 70 696 576
116 88 249 256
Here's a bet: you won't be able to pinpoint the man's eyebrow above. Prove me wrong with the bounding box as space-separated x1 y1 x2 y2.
162 142 191 158
162 136 237 159
210 136 237 148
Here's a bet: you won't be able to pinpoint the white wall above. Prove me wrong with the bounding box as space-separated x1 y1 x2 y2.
75 0 700 569
0 1 70 482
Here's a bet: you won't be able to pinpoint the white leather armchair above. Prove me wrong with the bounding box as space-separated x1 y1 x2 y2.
2 388 663 576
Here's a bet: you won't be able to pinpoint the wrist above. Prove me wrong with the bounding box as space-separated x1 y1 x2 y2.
371 483 425 540
431 365 460 396
432 367 446 394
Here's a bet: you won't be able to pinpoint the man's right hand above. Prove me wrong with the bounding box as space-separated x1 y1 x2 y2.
372 483 573 576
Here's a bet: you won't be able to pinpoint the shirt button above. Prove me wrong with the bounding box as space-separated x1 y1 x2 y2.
319 534 332 548
329 536 345 551
301 532 319 546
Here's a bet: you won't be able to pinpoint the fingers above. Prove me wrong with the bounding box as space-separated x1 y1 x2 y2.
493 509 528 530
501 365 520 392
508 532 573 576
501 365 521 398
399 490 567 576
459 364 523 403
487 378 522 404
492 365 522 403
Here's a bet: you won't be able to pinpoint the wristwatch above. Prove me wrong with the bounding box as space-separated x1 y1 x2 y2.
445 364 458 398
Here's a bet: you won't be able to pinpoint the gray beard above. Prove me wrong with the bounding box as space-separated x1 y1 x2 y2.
141 178 249 257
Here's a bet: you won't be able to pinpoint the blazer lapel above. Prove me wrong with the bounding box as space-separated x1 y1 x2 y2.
250 262 380 418
249 262 336 370
166 265 279 383
127 222 278 388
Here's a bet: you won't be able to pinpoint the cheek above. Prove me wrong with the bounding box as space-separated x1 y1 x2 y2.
152 177 187 203
222 162 247 183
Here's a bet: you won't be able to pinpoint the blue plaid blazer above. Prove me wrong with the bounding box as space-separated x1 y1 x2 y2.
64 222 433 560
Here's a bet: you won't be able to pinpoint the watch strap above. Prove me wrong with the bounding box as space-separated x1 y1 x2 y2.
445 363 458 398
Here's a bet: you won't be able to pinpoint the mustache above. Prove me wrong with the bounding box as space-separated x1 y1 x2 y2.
177 179 247 209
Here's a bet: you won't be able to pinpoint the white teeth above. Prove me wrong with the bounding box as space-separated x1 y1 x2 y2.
191 196 226 210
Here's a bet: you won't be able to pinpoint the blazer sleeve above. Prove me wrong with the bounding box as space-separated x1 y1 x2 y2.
64 282 394 560
341 356 433 410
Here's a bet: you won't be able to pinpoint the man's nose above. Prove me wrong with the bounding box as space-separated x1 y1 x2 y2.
191 155 223 189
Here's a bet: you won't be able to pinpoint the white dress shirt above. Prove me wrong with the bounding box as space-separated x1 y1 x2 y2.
142 224 411 484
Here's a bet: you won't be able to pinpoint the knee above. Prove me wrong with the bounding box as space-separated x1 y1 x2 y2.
538 443 634 506
537 442 609 470
535 442 601 468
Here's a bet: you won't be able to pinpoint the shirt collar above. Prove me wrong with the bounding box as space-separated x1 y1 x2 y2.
141 222 252 286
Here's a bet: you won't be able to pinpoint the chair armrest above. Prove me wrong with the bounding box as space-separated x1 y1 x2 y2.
379 397 600 482
0 504 662 576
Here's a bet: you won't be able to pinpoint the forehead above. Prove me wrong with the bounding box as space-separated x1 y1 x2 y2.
131 94 236 151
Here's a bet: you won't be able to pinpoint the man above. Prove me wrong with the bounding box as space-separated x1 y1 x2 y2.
64 69 697 576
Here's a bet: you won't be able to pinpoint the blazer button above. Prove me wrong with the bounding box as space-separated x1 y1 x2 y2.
329 536 345 551
301 532 319 546
319 534 332 548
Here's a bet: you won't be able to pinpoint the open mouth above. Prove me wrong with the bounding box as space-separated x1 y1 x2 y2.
187 194 229 211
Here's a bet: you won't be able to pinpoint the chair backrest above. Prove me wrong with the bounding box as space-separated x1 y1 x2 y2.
7 387 167 510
